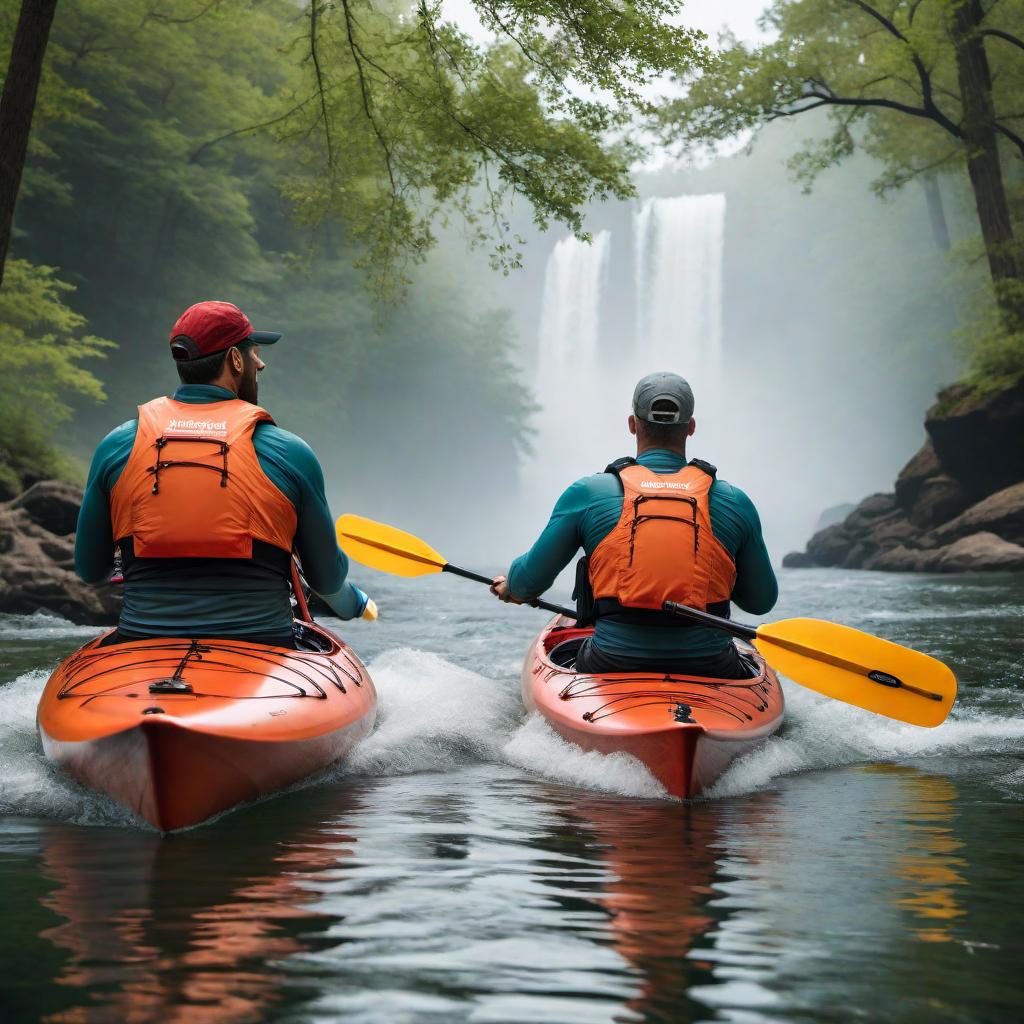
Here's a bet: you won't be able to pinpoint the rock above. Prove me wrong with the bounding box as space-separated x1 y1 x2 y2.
921 532 1024 573
925 373 1024 500
0 483 121 626
866 513 920 548
11 480 83 536
864 545 927 572
843 493 896 533
894 441 941 510
782 550 816 568
814 502 857 531
904 473 971 529
805 524 855 567
927 482 1024 547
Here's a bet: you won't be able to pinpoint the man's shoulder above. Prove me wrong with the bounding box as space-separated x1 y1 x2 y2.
253 421 317 459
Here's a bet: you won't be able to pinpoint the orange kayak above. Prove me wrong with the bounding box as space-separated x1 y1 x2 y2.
521 616 784 799
37 621 376 832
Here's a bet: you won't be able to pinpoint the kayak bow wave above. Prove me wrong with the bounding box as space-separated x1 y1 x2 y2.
522 617 785 799
37 622 376 832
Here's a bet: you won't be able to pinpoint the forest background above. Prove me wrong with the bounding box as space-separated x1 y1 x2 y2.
1 0 1022 559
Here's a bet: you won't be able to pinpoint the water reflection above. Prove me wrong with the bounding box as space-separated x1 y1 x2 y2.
37 784 365 1022
868 765 966 944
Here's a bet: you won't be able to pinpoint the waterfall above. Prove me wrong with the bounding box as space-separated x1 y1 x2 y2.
516 198 728 555
536 232 610 370
633 194 726 384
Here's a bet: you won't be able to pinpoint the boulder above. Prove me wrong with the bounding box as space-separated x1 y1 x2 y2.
11 480 83 536
842 492 896 533
805 524 855 567
904 473 971 529
927 482 1024 547
922 532 1024 573
925 373 1024 500
0 483 121 625
814 502 857 532
866 513 920 548
894 441 941 510
781 550 816 568
864 545 927 572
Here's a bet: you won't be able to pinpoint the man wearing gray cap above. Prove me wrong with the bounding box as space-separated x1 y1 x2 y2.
491 372 777 676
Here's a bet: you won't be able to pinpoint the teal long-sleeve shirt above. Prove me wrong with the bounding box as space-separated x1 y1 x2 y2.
75 385 368 639
508 449 778 661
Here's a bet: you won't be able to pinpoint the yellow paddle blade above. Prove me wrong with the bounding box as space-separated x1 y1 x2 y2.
753 618 957 728
335 514 446 578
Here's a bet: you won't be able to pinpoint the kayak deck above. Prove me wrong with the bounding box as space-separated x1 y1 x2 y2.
37 623 376 831
522 617 785 798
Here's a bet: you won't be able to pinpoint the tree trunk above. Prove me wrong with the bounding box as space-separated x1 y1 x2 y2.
921 174 951 252
951 0 1022 320
0 0 59 289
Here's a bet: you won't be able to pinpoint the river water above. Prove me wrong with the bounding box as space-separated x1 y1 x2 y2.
1 568 1022 1022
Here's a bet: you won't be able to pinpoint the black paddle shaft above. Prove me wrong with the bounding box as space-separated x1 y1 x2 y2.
442 563 575 618
662 600 758 641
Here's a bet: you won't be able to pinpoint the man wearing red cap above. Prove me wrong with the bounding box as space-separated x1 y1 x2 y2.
74 301 376 646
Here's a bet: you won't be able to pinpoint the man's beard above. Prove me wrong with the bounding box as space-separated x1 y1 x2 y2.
239 360 259 404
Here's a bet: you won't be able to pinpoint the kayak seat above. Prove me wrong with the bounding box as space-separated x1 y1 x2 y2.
549 637 584 669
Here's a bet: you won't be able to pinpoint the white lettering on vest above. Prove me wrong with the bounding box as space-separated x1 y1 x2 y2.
639 480 692 490
165 418 229 438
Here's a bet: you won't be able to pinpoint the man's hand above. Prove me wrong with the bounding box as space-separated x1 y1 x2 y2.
490 575 525 605
361 597 379 621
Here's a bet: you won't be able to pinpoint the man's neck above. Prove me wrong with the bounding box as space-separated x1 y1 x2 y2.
636 443 687 459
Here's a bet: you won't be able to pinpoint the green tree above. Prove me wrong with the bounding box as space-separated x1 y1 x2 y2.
0 258 112 492
660 0 1024 380
0 0 58 287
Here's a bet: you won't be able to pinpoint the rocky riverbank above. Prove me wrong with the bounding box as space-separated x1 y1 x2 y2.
0 481 121 624
784 374 1024 572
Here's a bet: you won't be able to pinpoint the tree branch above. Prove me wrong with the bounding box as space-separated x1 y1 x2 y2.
846 0 960 136
188 94 318 164
339 0 397 194
979 27 1024 52
309 1 336 171
991 119 1024 157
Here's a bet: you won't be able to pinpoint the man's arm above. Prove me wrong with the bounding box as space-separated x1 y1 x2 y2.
277 433 370 620
504 480 591 600
74 422 137 583
727 489 778 615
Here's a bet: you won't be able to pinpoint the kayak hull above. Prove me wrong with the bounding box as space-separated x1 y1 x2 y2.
38 623 376 831
522 617 785 799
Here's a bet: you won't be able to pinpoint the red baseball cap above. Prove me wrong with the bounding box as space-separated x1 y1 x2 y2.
169 300 282 361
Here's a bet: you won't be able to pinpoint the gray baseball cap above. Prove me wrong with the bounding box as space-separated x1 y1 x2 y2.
632 372 695 425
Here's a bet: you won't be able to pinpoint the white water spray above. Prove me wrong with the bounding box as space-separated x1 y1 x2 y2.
634 194 726 384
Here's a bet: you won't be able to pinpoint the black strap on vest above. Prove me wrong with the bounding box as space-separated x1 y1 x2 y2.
118 537 292 580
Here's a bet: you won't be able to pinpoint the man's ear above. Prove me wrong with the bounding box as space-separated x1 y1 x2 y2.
628 414 638 436
687 416 696 437
228 346 244 375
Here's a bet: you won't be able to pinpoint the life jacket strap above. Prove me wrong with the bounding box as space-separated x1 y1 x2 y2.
592 597 732 628
118 536 292 579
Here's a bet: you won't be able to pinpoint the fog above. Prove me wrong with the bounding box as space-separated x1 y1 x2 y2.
438 116 968 574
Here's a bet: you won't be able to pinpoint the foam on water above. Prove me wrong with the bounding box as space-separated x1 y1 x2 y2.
0 669 135 826
503 715 669 799
709 680 1024 799
2 644 1020 824
346 648 522 776
0 610 100 640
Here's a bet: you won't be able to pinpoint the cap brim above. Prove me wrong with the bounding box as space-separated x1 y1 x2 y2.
248 331 282 344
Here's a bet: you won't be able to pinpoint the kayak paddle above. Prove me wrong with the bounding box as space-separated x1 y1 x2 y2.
335 514 957 727
663 601 956 728
335 514 574 617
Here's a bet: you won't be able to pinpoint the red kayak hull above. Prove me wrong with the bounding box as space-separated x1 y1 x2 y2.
37 623 376 831
522 617 785 799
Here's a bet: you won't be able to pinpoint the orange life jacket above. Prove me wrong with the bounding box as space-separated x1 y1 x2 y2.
109 396 297 571
587 458 736 621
